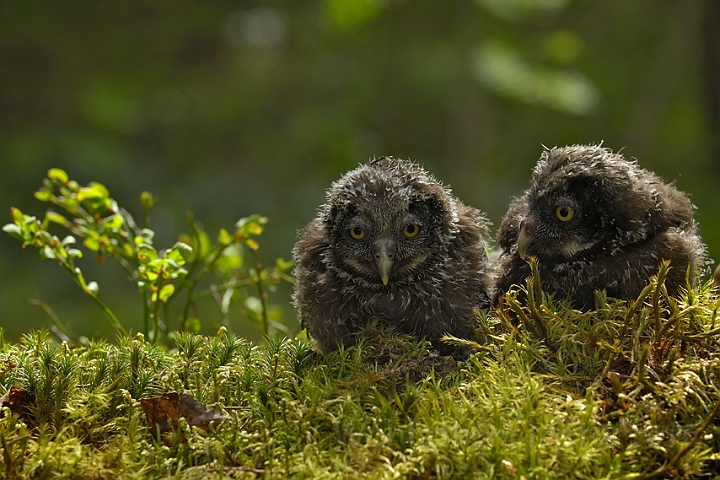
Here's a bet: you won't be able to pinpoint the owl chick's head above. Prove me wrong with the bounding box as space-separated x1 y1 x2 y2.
507 145 694 262
321 157 458 286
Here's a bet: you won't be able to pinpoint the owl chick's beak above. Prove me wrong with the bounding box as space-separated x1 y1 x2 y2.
517 216 536 260
373 238 396 285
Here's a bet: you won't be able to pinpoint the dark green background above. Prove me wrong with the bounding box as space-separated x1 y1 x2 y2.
2 0 718 341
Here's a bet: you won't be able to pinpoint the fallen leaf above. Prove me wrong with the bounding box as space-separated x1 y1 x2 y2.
0 386 34 420
140 392 229 440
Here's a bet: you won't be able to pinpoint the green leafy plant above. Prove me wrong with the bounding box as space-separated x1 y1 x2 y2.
3 169 293 342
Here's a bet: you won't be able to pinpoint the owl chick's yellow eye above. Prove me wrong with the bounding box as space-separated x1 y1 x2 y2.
403 223 420 238
349 226 365 240
555 205 575 222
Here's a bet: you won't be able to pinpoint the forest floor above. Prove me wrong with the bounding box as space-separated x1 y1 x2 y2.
1 265 720 479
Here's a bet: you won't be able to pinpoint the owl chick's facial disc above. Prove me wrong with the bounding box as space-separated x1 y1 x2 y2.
516 180 605 262
323 161 449 288
342 209 425 285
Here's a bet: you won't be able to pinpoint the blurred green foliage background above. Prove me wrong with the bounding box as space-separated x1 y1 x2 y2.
1 0 719 341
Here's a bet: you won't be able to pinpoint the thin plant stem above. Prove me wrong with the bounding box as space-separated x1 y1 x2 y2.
179 246 227 330
88 292 127 336
152 291 161 343
143 290 150 338
28 298 75 342
195 277 254 301
63 263 127 336
250 249 269 336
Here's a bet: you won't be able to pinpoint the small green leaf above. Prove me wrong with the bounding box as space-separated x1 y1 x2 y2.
63 197 79 210
41 246 56 260
236 215 267 236
60 236 76 247
37 230 54 245
217 228 232 246
146 259 165 272
186 227 212 258
167 242 193 263
22 218 39 234
84 236 100 251
34 189 52 202
216 245 243 274
3 223 24 241
244 238 259 251
45 211 67 225
165 259 181 270
276 257 294 271
77 182 110 201
105 213 124 230
135 229 155 246
77 182 112 213
10 207 24 223
247 222 263 235
141 268 159 282
48 168 69 184
184 317 201 332
158 284 175 302
140 191 156 210
137 245 158 264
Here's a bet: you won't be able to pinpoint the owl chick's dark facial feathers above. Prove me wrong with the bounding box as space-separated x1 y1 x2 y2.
324 160 457 287
494 145 706 310
294 157 490 355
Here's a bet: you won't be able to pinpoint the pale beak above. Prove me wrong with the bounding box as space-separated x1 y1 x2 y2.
373 238 396 285
517 216 536 260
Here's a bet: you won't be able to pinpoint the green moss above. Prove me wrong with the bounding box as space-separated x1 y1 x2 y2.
1 263 719 478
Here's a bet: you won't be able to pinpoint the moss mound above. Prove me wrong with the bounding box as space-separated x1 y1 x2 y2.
1 265 719 479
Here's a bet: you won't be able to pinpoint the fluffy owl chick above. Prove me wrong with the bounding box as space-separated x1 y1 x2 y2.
293 157 490 354
493 145 706 310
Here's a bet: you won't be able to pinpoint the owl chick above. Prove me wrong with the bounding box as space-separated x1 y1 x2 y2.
293 157 491 354
493 145 706 310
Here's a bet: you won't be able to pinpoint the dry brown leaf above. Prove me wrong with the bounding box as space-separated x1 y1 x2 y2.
0 386 34 420
140 392 229 440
